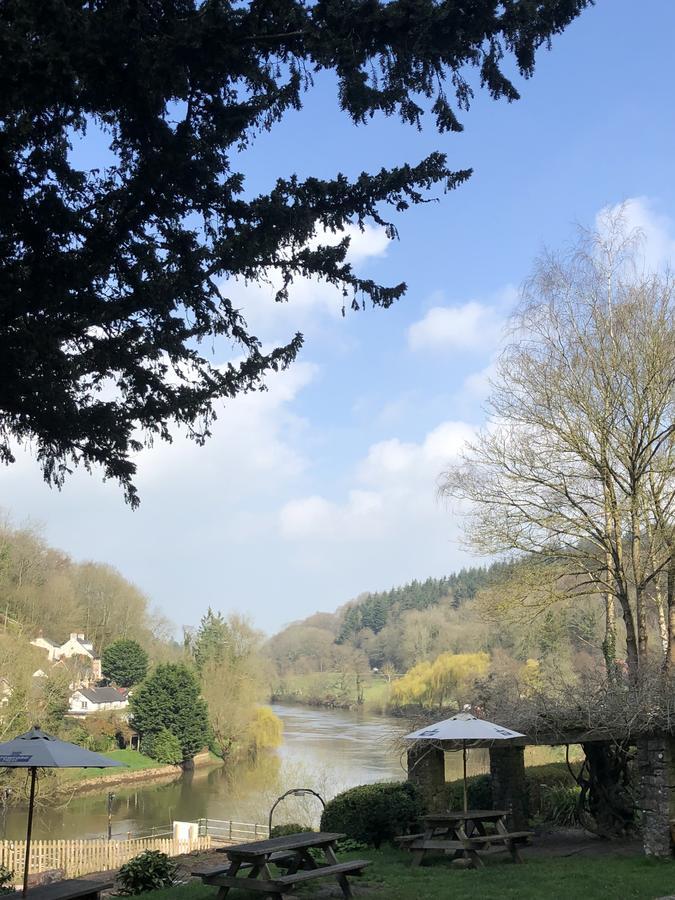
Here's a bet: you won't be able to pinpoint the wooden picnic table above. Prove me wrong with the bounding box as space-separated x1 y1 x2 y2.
193 831 370 899
397 809 532 869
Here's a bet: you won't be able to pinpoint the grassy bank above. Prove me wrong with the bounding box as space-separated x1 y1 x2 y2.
144 847 673 899
57 749 223 790
272 672 391 710
58 749 161 783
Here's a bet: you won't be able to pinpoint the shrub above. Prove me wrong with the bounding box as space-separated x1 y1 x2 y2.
540 782 581 827
116 851 177 895
270 823 310 838
444 762 579 818
0 865 14 894
141 728 182 765
320 781 422 848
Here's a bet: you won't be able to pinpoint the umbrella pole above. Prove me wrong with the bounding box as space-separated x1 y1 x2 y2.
22 767 37 898
462 742 468 812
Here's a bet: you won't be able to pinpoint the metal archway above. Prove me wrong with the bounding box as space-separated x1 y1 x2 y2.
268 788 326 835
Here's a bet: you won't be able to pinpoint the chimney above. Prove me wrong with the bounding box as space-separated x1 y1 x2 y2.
70 633 78 641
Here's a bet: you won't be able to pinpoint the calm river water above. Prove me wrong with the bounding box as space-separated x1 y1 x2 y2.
0 704 416 840
1 704 561 840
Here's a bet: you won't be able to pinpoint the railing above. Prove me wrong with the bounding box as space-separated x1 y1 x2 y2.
0 834 212 882
198 818 269 844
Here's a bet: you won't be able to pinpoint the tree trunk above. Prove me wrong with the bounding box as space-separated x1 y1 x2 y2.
602 554 617 677
665 556 675 673
577 742 636 837
617 589 639 685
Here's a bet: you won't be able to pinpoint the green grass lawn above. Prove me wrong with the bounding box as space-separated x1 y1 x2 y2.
141 847 675 900
58 749 162 782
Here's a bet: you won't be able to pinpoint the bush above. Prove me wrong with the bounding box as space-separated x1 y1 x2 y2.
141 728 182 765
320 781 422 848
116 851 177 895
444 762 579 818
270 823 310 838
0 865 14 894
540 782 581 827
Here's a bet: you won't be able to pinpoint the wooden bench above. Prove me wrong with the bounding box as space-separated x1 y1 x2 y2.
27 878 114 900
193 852 298 878
274 860 370 896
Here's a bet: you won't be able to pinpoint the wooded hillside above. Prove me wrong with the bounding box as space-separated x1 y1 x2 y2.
267 561 609 684
0 515 173 655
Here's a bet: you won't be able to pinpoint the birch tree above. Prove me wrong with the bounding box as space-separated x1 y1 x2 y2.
443 211 675 683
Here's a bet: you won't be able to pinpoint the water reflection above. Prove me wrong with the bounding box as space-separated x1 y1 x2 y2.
1 704 408 839
0 705 574 839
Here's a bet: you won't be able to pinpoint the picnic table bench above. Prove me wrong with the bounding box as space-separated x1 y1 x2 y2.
27 878 114 900
195 831 369 899
397 810 532 869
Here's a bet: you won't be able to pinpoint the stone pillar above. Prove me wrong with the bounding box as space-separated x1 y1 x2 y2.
489 744 528 830
407 745 446 812
637 735 675 857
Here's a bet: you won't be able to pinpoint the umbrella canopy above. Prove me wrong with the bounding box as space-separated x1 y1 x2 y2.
0 727 126 768
404 713 524 813
0 727 124 896
404 712 524 744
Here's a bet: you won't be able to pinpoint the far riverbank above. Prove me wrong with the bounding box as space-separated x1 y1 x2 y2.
56 749 223 795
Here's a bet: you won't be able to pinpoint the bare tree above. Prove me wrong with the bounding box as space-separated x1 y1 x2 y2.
443 209 675 683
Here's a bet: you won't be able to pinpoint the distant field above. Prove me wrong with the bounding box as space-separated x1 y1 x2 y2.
272 672 392 710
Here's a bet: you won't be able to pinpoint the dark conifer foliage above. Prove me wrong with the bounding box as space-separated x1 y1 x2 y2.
0 1 591 503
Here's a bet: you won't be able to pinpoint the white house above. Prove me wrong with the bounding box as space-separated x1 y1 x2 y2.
68 686 130 716
31 632 102 681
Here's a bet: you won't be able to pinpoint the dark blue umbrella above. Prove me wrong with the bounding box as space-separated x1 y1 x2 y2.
0 727 124 896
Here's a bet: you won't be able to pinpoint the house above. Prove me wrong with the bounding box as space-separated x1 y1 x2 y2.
68 686 130 716
0 678 11 707
31 632 103 682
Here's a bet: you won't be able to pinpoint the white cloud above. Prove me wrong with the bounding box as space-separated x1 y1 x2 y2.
220 224 390 343
279 419 476 546
597 197 675 271
407 286 516 353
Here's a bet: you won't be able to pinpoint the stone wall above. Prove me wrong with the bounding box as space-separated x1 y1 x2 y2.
407 745 446 812
637 735 675 857
489 745 528 830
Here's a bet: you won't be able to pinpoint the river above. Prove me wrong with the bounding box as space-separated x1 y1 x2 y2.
0 703 571 841
0 704 415 840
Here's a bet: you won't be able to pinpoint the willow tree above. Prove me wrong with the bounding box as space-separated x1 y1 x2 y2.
0 0 591 505
444 212 675 684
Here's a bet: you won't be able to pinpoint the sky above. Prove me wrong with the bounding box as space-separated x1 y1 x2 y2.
3 0 675 635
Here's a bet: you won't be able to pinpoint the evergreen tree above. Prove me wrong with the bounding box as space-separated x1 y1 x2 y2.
102 639 149 687
0 1 590 505
130 664 209 765
192 608 230 672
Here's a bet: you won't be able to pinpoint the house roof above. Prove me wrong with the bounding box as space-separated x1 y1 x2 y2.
74 686 129 704
32 636 59 648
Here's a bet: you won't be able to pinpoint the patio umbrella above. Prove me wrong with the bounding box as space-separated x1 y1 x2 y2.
0 726 125 896
404 712 524 812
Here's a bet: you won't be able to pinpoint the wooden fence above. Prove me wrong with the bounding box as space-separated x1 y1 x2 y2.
0 834 212 882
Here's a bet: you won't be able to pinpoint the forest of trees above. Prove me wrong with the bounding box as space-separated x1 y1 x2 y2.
267 560 607 689
0 514 174 654
0 515 280 768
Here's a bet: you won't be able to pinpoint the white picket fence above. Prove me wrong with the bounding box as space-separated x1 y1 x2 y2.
0 833 212 882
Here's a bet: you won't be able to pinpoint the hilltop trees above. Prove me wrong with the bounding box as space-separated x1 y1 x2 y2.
0 0 591 504
102 639 149 688
444 211 675 684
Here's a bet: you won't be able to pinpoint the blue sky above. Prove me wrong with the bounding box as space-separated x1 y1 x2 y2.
3 0 675 634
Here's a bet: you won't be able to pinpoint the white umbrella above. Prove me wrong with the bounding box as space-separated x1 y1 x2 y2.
0 726 125 896
404 712 524 812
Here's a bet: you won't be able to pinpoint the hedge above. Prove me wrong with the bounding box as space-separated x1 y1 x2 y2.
445 761 578 815
320 781 423 848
